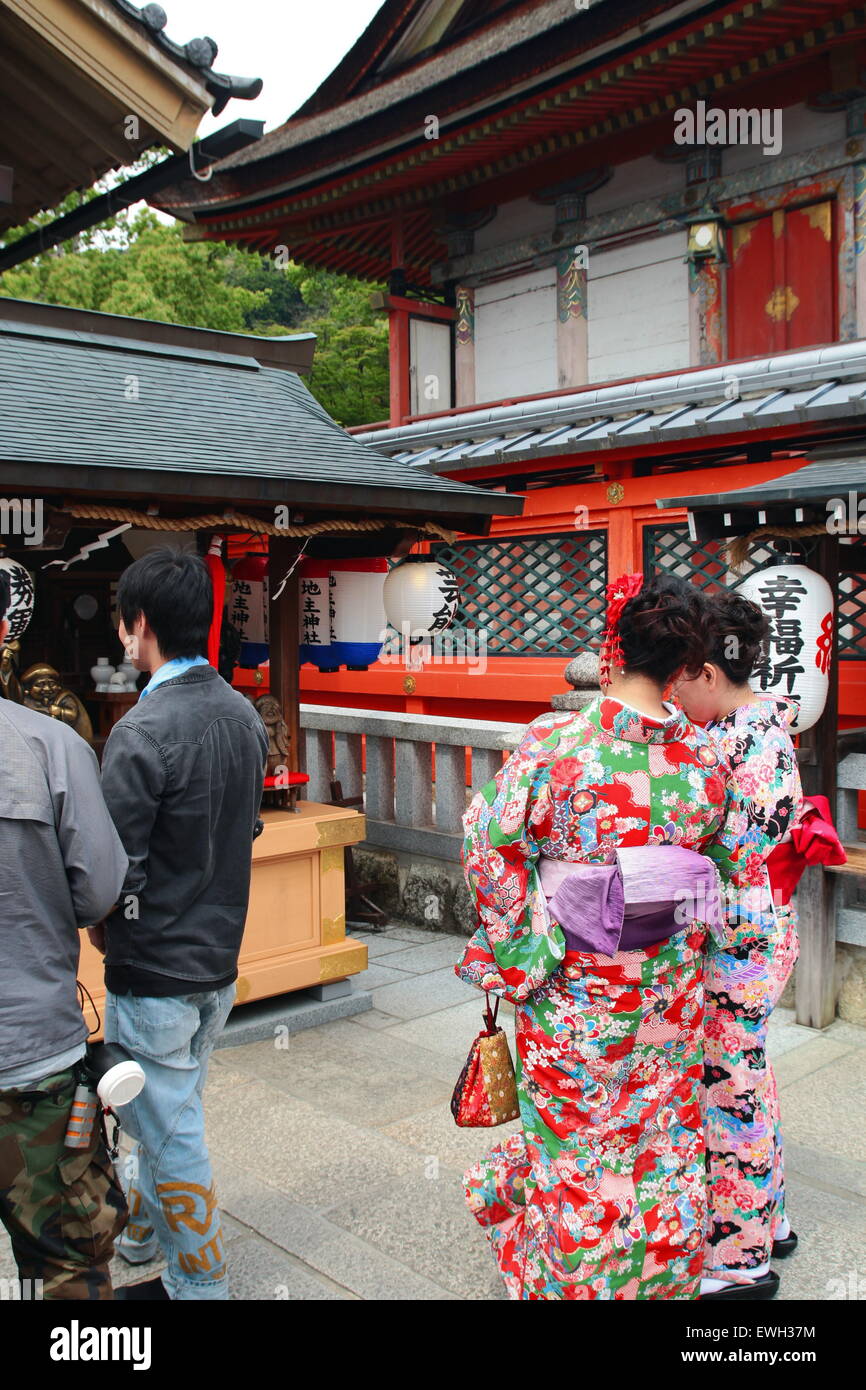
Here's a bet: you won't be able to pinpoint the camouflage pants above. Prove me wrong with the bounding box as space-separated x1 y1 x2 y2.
0 1068 128 1300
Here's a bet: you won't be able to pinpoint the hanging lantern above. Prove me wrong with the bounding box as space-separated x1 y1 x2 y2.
329 559 388 670
0 556 35 640
383 556 459 642
737 561 834 732
299 559 388 671
298 560 337 671
231 552 269 669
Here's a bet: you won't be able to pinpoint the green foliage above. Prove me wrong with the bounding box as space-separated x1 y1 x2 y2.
0 195 390 425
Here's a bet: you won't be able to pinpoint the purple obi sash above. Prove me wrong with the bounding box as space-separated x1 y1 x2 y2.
538 846 725 956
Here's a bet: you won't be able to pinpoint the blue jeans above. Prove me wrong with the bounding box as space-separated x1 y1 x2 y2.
104 985 235 1300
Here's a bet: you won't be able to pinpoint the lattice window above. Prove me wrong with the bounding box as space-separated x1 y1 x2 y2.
645 525 866 660
839 570 866 660
421 531 608 657
643 526 778 589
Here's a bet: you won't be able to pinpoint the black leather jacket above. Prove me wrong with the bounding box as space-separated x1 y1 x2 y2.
100 665 267 996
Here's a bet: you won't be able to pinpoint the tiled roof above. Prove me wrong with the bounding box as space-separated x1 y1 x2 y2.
0 309 521 526
356 342 866 472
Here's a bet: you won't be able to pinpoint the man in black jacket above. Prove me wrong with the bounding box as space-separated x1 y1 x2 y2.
98 548 267 1300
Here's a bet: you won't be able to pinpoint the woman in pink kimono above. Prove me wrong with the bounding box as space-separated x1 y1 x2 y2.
676 591 803 1301
455 575 749 1300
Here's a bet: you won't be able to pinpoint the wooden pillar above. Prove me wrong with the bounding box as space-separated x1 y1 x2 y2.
454 285 475 407
268 536 301 776
795 533 841 1029
389 213 411 424
556 247 588 388
688 259 725 366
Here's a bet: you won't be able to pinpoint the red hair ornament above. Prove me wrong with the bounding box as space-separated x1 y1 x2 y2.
599 572 644 689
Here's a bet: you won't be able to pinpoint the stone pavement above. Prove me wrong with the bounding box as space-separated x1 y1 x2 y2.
2 923 864 1300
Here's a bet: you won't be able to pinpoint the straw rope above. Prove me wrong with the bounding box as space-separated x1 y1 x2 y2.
726 522 828 572
62 503 456 543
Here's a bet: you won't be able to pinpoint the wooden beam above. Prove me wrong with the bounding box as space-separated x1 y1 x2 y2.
268 537 301 776
374 294 455 322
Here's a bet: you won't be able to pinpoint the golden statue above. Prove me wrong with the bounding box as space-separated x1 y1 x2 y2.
0 640 23 704
21 663 93 742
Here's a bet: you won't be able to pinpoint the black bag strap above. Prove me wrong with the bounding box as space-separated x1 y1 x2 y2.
483 990 500 1032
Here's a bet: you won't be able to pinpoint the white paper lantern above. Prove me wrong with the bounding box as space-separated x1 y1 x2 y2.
0 557 35 640
383 556 459 642
330 559 388 669
737 562 834 732
231 552 269 668
298 560 336 670
299 559 388 671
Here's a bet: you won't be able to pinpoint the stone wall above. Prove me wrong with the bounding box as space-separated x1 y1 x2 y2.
354 847 475 935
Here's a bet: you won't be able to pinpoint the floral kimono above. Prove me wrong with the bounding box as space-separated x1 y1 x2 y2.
455 695 745 1301
702 697 802 1281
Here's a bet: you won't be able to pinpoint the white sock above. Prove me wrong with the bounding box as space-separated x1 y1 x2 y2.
775 1214 791 1240
701 1261 771 1295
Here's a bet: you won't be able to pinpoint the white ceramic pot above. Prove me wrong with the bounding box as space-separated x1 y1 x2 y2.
91 657 115 692
117 659 138 691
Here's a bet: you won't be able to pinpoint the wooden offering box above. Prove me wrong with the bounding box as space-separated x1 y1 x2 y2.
78 802 368 1037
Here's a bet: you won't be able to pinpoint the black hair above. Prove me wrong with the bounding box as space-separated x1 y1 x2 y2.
118 548 212 659
0 569 9 625
617 574 711 685
708 589 770 684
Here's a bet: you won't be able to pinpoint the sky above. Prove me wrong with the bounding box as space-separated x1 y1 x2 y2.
160 0 386 136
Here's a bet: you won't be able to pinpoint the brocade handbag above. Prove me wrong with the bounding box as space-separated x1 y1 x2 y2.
450 993 520 1127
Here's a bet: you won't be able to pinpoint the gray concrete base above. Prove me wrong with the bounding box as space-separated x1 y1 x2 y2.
306 981 353 1001
216 986 372 1048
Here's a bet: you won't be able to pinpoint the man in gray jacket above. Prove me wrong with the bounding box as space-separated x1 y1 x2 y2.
0 569 129 1299
97 548 267 1301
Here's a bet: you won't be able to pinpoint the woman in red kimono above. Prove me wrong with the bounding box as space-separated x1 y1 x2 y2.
456 575 747 1300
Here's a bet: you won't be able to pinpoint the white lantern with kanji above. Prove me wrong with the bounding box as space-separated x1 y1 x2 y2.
298 560 336 671
737 562 834 732
231 552 269 668
383 556 459 642
329 559 388 669
0 557 35 640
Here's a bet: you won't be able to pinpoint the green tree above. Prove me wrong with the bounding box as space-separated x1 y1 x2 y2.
1 197 391 424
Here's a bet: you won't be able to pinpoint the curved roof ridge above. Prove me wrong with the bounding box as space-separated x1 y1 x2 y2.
109 0 263 114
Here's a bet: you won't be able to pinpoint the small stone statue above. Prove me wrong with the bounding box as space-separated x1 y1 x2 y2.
0 640 23 704
254 694 290 777
254 693 293 808
21 662 93 742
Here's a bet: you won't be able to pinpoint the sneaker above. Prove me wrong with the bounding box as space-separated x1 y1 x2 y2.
115 1233 160 1266
114 1276 170 1301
